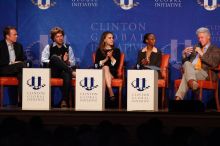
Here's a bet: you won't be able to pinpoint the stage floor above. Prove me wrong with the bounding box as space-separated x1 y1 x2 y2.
0 107 220 128
0 107 220 144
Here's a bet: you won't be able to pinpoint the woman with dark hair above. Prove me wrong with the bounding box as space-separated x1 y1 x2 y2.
95 31 121 102
137 33 162 72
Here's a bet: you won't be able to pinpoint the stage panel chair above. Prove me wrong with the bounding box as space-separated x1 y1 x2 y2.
0 77 19 107
158 54 170 109
50 77 76 108
0 77 74 108
174 65 220 111
0 61 33 107
92 52 125 109
71 78 76 108
42 62 76 108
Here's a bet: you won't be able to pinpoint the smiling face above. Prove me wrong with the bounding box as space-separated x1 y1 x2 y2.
146 34 156 46
54 32 64 46
197 32 210 47
104 33 114 47
6 29 18 43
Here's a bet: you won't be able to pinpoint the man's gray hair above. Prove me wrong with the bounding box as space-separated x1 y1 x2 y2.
196 27 211 36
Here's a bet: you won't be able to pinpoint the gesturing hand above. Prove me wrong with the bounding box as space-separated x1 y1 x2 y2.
195 47 204 57
107 50 113 58
182 47 193 58
63 52 69 62
141 58 149 65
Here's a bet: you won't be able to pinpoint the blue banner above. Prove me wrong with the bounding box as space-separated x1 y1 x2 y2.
1 0 220 104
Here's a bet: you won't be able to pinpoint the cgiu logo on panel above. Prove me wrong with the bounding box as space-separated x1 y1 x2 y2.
79 77 98 91
131 78 150 92
27 76 46 90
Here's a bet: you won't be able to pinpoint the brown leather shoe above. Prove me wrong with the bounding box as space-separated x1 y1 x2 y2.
188 79 198 90
175 96 182 100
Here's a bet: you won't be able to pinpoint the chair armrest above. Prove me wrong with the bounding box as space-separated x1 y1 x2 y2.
160 66 168 79
117 66 124 79
208 65 220 81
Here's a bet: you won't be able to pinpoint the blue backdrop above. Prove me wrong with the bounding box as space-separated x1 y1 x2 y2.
1 0 220 106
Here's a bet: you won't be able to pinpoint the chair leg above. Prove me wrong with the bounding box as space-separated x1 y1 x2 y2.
174 82 179 92
162 88 165 109
74 87 76 109
174 85 177 92
215 89 220 111
199 88 202 101
69 91 72 108
118 86 122 110
0 85 3 107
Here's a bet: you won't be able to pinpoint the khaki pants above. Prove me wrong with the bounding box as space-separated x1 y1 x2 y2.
175 61 208 99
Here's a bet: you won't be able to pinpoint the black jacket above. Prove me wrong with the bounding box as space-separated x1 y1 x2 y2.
0 40 24 67
95 48 121 77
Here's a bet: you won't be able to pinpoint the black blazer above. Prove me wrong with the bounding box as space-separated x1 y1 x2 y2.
0 40 24 67
137 49 162 68
95 48 121 77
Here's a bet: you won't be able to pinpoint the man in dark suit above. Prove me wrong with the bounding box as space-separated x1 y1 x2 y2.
175 27 220 100
0 26 25 106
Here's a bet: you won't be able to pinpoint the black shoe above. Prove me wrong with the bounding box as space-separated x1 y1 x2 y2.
109 96 116 101
109 96 117 108
17 102 22 108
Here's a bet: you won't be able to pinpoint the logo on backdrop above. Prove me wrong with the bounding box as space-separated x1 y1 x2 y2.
197 0 220 11
90 22 146 59
72 0 98 7
131 78 150 91
31 0 56 10
113 0 139 10
161 39 192 70
80 77 98 91
27 76 46 90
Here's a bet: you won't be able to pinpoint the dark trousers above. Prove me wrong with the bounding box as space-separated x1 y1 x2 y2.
49 55 72 104
0 62 25 104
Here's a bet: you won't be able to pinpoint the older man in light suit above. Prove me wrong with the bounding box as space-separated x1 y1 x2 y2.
175 27 220 100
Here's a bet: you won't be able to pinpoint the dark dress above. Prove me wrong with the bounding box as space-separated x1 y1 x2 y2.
95 48 121 78
137 49 162 67
137 48 162 78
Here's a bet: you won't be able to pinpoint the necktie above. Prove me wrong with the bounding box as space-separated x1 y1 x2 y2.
194 47 204 70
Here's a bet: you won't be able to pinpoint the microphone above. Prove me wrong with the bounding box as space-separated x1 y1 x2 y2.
194 43 204 55
196 43 202 48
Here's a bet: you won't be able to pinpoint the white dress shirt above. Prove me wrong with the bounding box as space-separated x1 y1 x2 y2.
41 42 76 67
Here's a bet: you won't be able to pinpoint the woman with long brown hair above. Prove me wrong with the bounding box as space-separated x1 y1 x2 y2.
95 31 121 103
